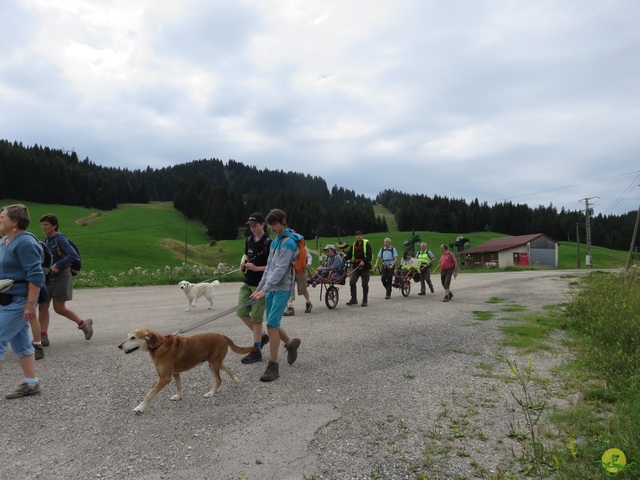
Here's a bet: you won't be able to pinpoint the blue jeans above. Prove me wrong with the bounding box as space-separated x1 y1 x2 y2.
0 297 35 361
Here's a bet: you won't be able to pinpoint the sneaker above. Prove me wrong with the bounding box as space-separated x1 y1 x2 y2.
304 302 312 313
429 285 435 293
5 382 40 399
361 300 368 307
283 306 295 316
448 292 453 300
79 319 93 340
418 291 426 296
346 299 358 306
32 342 44 360
41 334 50 347
285 338 301 365
385 295 390 299
260 332 269 348
443 295 450 302
241 348 262 364
260 360 280 382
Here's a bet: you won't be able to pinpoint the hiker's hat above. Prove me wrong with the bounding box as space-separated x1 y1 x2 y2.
245 212 265 224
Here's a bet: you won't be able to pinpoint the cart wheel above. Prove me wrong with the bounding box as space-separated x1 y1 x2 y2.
401 280 411 297
325 285 339 309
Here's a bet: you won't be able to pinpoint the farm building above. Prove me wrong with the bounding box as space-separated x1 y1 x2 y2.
459 234 558 268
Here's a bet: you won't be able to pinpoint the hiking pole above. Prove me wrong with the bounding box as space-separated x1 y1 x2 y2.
173 299 258 335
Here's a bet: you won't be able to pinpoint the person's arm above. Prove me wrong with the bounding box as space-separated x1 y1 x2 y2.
373 249 382 270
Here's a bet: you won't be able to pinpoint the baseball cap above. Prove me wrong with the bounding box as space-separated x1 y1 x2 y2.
245 212 265 224
323 244 336 251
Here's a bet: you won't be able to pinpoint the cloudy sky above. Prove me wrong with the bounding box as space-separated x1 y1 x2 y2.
2 0 639 216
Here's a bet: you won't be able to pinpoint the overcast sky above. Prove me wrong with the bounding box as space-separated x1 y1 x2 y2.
2 0 639 216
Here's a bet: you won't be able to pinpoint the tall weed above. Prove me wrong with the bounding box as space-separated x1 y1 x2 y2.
566 267 640 387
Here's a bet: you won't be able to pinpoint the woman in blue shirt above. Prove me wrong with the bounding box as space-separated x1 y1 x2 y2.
0 204 45 399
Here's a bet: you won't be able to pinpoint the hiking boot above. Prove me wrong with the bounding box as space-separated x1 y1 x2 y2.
418 291 426 296
241 348 262 364
283 306 295 316
79 319 93 340
346 298 358 306
32 342 44 360
260 360 280 382
260 332 269 348
41 334 50 347
304 302 312 313
285 338 301 365
5 382 40 399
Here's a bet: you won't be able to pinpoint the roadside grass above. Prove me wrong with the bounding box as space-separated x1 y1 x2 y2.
498 267 640 479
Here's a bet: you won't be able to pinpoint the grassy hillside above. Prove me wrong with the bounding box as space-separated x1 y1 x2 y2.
373 204 397 232
1 200 631 286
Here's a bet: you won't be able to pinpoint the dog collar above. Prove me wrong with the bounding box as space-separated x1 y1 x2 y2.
149 335 172 352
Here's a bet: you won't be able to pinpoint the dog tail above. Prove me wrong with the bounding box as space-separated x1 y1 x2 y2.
224 335 256 355
211 280 221 286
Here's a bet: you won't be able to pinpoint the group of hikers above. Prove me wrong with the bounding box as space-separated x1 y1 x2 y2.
1 204 460 396
236 209 460 383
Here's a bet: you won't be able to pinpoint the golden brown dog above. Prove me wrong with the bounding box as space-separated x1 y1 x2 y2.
118 328 255 414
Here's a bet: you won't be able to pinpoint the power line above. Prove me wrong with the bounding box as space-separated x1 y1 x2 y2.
602 172 640 214
488 169 640 205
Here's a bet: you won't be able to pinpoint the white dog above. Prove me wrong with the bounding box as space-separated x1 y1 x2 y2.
178 280 220 311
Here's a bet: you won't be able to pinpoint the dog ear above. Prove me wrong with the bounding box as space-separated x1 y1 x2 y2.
146 331 159 349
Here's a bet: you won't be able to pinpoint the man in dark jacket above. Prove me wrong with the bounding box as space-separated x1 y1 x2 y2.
343 231 373 306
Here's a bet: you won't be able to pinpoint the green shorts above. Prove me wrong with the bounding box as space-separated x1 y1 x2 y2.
237 283 266 323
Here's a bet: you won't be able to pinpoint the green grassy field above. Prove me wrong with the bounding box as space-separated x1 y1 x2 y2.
2 199 631 286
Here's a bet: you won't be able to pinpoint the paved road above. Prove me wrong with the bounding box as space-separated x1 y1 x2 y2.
0 269 589 479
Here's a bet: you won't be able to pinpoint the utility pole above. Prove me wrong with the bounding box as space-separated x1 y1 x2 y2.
581 197 598 268
627 200 640 270
576 223 581 268
184 217 188 263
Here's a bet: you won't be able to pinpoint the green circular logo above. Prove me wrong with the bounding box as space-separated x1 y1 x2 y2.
601 449 627 475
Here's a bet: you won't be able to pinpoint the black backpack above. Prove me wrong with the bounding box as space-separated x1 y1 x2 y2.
26 232 53 275
55 235 82 276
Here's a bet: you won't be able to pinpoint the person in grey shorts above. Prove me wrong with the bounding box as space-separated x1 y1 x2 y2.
38 214 93 346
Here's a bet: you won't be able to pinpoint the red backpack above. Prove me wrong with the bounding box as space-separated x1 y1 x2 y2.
293 237 308 275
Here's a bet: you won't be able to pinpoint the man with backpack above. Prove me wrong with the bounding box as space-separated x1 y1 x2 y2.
38 214 93 346
250 209 302 382
283 238 312 316
343 230 373 306
373 237 398 299
236 212 271 364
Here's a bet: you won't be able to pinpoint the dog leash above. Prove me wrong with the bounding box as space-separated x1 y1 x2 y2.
173 299 258 335
200 267 243 283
